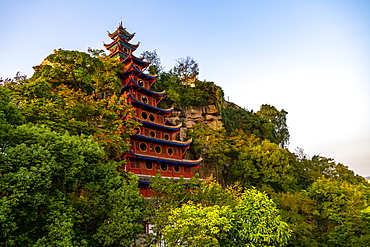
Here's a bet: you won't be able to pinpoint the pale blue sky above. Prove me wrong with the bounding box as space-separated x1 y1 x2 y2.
1 0 370 176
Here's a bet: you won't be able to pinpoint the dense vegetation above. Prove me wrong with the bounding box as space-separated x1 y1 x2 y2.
1 49 369 246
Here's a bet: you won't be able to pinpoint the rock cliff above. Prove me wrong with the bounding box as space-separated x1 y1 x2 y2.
168 104 223 141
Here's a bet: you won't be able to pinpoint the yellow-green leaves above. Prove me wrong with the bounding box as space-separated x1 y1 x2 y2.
161 188 291 247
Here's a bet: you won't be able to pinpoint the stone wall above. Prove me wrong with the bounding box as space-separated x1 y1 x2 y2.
168 104 222 141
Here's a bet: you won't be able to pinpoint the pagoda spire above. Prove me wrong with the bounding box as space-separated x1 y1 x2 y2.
104 23 139 62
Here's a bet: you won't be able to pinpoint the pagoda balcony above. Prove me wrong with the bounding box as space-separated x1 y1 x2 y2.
130 91 158 108
134 126 178 142
135 109 165 124
130 140 186 160
130 95 173 115
121 78 164 97
127 159 196 179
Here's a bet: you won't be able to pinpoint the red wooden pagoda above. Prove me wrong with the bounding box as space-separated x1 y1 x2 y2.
105 23 202 197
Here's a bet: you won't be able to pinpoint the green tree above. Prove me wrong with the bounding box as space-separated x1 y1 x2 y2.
148 175 240 245
230 139 296 193
141 49 163 75
294 148 367 189
32 49 122 96
0 124 144 246
161 188 291 247
163 202 233 247
4 50 136 160
257 104 290 148
223 103 276 143
173 56 199 82
274 191 319 247
227 188 291 247
306 177 370 246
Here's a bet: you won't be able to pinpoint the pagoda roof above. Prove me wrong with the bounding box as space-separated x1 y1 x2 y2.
133 117 182 131
165 119 178 126
128 94 174 114
127 151 202 166
107 47 130 61
121 53 150 68
104 36 139 51
121 78 165 96
120 64 158 80
132 134 192 147
107 22 135 42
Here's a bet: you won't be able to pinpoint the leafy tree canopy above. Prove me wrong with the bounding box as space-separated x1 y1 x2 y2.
161 187 291 247
3 49 136 160
0 124 144 246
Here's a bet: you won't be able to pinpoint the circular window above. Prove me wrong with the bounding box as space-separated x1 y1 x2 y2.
155 145 162 154
139 143 147 152
174 164 180 173
164 133 170 140
149 113 155 122
168 147 174 156
137 79 144 87
160 163 168 171
141 111 148 120
124 48 129 53
145 160 153 170
150 130 156 138
134 127 141 134
141 96 148 104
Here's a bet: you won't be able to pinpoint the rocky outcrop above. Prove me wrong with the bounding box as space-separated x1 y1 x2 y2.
168 105 222 140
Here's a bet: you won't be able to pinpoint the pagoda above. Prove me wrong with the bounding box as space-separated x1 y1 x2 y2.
105 23 202 197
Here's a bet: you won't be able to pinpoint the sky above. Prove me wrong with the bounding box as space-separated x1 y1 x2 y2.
1 0 369 177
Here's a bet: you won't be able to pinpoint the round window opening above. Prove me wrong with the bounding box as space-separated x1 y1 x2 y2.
134 127 140 134
174 164 180 173
168 147 174 156
141 111 148 120
139 143 147 152
141 96 148 104
149 114 155 122
155 145 162 154
138 80 144 87
145 160 153 170
124 48 129 53
161 163 168 171
164 133 170 140
150 130 156 138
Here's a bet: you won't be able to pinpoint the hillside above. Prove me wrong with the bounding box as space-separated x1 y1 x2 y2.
1 49 370 246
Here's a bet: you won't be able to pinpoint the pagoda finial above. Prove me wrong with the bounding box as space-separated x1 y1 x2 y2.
119 18 123 28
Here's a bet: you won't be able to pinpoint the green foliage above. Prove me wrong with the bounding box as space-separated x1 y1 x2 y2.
228 188 291 247
276 177 370 246
4 49 136 160
2 47 368 247
0 124 144 246
187 123 296 192
223 102 290 147
32 49 122 96
307 177 369 246
0 86 25 126
161 188 291 247
163 202 232 247
230 139 296 193
274 191 318 247
257 104 290 148
173 56 199 81
141 49 163 75
148 175 240 245
294 148 368 189
152 71 224 109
